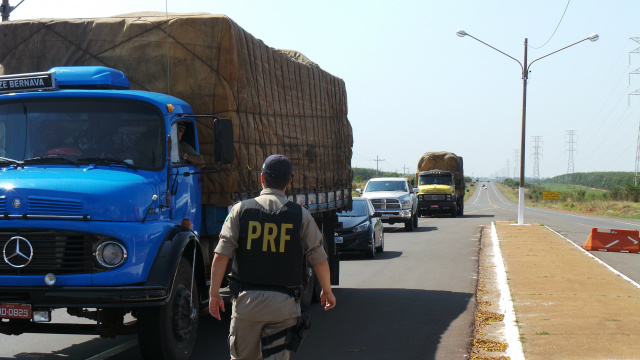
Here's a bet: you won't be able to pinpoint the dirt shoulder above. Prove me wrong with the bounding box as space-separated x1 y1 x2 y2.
472 222 640 360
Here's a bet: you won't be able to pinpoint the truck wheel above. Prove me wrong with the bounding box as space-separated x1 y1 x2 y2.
137 259 199 360
413 212 419 228
457 202 464 216
451 206 457 218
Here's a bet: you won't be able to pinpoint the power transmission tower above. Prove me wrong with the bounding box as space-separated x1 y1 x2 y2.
531 136 542 183
505 159 510 179
631 37 640 184
566 130 577 182
402 164 410 175
374 155 385 176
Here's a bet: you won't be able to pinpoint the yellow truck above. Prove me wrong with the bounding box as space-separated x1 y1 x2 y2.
416 151 465 217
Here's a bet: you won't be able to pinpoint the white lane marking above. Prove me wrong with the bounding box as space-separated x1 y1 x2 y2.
85 339 138 360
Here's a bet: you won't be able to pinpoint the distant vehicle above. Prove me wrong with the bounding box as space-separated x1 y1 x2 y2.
335 197 384 258
361 177 419 231
416 151 465 217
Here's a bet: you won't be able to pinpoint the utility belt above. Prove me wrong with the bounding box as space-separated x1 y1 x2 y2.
229 279 303 301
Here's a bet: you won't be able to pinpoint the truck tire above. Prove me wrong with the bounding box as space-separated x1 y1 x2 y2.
137 258 199 360
413 211 419 228
451 206 457 218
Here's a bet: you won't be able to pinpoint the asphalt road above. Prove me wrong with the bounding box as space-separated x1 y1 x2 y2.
4 182 640 359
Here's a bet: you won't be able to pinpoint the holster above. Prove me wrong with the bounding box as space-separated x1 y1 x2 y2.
286 313 312 353
261 313 311 357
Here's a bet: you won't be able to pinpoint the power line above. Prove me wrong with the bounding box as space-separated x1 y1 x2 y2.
530 0 571 49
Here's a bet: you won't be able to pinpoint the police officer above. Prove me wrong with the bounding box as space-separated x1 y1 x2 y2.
209 154 336 359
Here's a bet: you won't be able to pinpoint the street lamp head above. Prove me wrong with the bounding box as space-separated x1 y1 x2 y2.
456 29 468 38
588 33 599 42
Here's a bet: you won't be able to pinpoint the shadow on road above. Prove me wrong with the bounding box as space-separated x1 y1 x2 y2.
292 288 473 360
339 250 403 261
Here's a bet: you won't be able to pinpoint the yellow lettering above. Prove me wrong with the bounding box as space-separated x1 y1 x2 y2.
247 221 261 250
263 223 277 252
280 223 293 252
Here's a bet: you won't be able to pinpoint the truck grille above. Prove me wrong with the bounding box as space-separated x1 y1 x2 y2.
0 230 94 275
421 195 446 201
369 199 401 210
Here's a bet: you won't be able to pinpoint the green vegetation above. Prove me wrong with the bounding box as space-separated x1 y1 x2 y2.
498 171 640 219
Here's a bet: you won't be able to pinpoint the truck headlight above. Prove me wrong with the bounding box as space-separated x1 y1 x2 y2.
95 241 127 268
401 199 411 209
353 222 370 233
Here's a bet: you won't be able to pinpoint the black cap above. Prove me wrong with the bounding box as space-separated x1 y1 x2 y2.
262 154 292 180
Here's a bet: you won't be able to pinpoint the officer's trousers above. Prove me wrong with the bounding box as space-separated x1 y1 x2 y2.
228 290 299 360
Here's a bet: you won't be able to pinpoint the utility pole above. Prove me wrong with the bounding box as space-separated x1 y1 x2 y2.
402 164 410 175
566 130 577 183
374 155 385 176
531 136 542 183
1 0 25 22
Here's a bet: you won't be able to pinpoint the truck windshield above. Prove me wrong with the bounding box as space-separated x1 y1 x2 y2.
419 175 452 185
365 181 407 192
0 99 165 170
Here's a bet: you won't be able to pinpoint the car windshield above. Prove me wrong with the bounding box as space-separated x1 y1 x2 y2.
419 175 452 185
365 180 407 192
340 200 367 216
0 99 165 170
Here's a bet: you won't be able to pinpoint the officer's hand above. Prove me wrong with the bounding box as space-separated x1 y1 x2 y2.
209 294 225 320
320 290 336 310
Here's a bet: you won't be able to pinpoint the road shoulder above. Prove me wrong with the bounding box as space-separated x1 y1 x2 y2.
474 222 640 360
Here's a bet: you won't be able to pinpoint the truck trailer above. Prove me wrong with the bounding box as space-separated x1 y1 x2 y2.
416 151 464 217
0 13 352 360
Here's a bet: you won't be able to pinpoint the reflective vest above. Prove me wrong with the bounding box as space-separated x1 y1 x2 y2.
233 198 304 287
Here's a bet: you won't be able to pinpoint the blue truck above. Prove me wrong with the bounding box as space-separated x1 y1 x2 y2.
0 65 351 359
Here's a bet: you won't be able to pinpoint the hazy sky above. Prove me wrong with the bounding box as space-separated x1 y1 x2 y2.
6 0 640 179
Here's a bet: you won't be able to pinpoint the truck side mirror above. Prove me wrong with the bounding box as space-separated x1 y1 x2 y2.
214 118 234 164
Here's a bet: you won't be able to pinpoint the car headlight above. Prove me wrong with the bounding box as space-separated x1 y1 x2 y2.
95 241 127 268
401 198 412 209
353 222 370 233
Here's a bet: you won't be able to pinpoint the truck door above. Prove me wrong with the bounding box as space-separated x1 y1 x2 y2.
169 120 202 230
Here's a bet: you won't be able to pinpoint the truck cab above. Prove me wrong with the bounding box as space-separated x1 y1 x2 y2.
0 67 233 359
416 169 462 217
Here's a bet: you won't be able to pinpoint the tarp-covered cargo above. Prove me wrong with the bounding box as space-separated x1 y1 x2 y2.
0 13 353 206
417 151 464 189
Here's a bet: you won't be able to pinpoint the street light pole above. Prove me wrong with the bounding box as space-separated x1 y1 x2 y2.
456 30 598 225
518 38 528 225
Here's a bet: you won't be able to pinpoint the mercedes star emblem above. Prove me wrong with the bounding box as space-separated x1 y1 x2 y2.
3 236 34 268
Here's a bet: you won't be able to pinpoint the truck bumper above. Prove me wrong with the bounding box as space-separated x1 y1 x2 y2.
0 285 168 308
418 200 456 215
